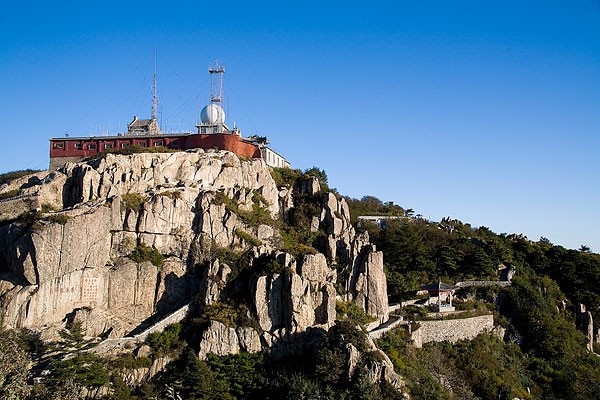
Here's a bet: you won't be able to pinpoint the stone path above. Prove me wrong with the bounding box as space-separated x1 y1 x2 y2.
91 303 191 355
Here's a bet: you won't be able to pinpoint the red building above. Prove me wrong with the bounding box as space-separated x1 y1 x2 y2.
50 60 289 170
49 115 288 170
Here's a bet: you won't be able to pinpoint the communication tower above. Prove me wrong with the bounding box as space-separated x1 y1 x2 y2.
208 59 225 105
152 48 158 121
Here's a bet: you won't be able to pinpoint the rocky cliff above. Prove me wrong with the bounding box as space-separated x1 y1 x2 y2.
0 149 389 358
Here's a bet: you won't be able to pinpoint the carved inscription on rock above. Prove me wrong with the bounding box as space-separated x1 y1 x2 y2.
82 277 100 302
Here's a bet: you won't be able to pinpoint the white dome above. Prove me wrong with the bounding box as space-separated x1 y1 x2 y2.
200 103 226 124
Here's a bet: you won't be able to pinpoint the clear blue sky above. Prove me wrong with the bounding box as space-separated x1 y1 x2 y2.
1 1 599 252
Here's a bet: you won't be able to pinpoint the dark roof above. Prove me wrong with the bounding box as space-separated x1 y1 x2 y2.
420 282 459 292
129 119 153 128
49 133 192 141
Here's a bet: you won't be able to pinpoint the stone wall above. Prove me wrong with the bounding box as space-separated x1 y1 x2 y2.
411 314 494 348
455 281 511 288
49 156 83 170
91 303 190 355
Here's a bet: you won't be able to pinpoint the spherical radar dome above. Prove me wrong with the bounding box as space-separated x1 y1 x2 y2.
200 104 226 124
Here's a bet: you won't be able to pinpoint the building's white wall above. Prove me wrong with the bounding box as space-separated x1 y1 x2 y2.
261 147 290 168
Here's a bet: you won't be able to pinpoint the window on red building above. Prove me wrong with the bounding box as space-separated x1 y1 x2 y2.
74 143 83 150
154 141 163 147
88 144 97 150
121 143 129 149
104 143 113 149
53 142 64 149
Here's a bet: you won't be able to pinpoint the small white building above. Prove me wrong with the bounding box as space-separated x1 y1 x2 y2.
260 146 289 168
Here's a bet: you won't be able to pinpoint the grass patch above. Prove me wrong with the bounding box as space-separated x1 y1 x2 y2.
158 190 182 200
129 243 164 267
270 167 302 188
278 227 324 258
41 203 58 212
0 189 20 200
336 300 376 326
212 191 274 228
202 302 239 327
46 214 69 225
0 169 41 185
203 302 261 330
235 230 262 247
121 193 145 211
107 353 152 370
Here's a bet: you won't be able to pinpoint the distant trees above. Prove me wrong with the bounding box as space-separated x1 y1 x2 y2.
345 195 405 225
41 321 109 397
0 329 31 399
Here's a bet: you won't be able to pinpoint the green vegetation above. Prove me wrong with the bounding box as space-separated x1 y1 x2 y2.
0 189 21 200
378 329 534 400
270 166 330 192
45 213 69 225
34 321 110 397
279 228 320 258
235 230 262 247
202 302 240 327
121 193 146 211
346 195 405 224
146 323 182 356
270 167 302 188
0 328 32 399
40 203 58 213
0 169 41 186
129 243 164 267
158 190 183 200
345 193 600 399
107 353 152 370
212 191 274 228
140 321 399 400
336 300 376 326
279 191 327 257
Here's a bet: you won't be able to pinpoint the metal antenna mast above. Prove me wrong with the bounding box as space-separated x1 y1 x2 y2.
208 59 225 105
152 48 158 120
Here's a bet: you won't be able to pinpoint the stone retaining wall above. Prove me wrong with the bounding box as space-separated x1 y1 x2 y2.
92 303 190 355
411 314 493 348
369 316 405 340
455 281 511 288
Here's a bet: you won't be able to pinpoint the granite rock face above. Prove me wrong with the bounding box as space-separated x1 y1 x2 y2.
0 149 390 350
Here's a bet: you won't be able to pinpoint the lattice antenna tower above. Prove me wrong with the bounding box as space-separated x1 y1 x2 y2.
152 48 158 120
209 59 225 105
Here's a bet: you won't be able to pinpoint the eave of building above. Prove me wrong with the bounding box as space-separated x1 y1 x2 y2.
49 133 194 141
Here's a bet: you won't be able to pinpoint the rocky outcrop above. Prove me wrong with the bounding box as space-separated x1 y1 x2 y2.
576 303 595 352
351 246 389 323
198 320 262 358
251 253 337 338
198 259 231 306
0 150 390 354
0 151 277 336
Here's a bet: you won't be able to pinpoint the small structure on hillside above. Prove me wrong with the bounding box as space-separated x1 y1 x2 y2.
357 215 405 229
421 281 459 312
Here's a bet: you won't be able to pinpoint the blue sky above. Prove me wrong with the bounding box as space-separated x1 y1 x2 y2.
1 1 599 251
